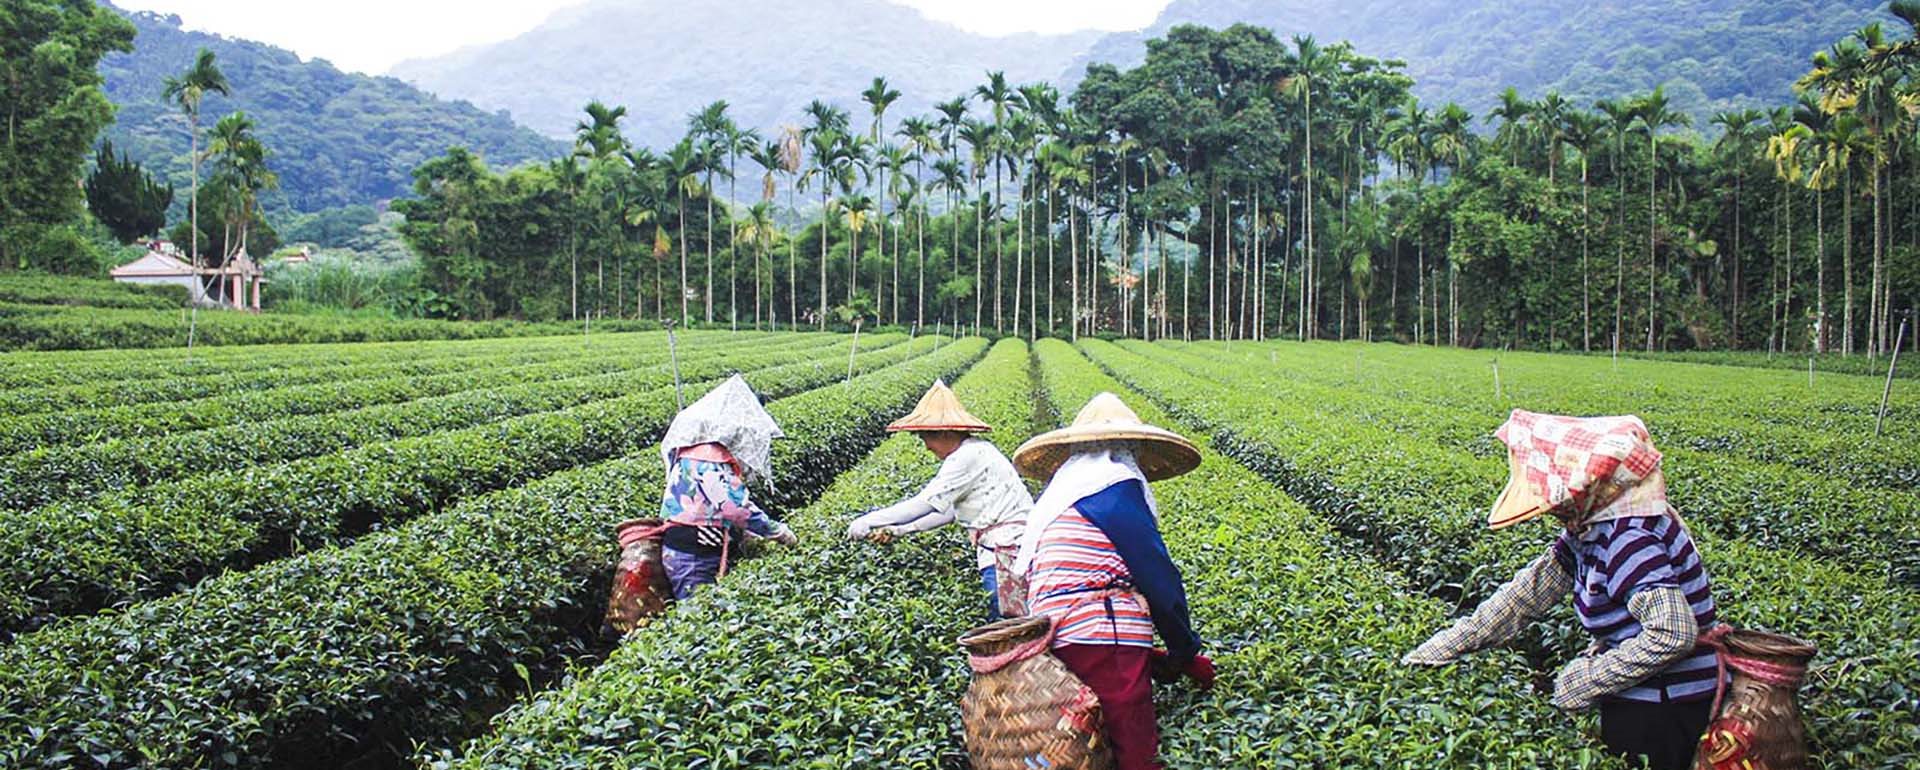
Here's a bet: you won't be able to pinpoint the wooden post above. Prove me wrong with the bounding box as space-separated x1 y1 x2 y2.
1875 316 1906 438
1493 358 1502 400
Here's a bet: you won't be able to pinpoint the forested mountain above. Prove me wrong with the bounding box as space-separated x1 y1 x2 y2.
1074 0 1890 123
389 0 1103 146
97 5 565 214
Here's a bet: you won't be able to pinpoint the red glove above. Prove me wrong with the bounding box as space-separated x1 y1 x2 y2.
1184 653 1217 690
1148 648 1216 690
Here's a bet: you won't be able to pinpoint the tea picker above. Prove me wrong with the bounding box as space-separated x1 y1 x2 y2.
846 380 1033 618
1403 410 1813 770
603 375 799 632
958 392 1215 770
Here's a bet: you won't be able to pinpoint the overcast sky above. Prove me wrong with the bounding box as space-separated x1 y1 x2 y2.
112 0 1173 76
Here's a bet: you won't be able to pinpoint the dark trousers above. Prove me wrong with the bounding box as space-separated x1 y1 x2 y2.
1054 644 1160 770
1599 698 1713 770
980 566 1001 620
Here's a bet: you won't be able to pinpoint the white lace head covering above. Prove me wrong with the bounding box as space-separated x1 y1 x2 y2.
1012 441 1160 575
659 375 784 481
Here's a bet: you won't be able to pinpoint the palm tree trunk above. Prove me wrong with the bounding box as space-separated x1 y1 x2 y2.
1069 191 1080 341
679 193 690 325
1013 164 1025 339
705 171 715 324
1047 182 1056 335
1208 185 1217 339
1816 186 1826 353
819 186 829 329
993 160 1004 333
1646 133 1657 351
974 190 984 334
1844 167 1855 355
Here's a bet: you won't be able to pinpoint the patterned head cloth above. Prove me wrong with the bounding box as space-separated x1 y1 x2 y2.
659 375 784 482
1488 409 1671 529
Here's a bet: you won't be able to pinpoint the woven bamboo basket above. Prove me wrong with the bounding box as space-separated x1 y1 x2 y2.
1695 629 1816 770
604 518 672 634
958 615 1112 770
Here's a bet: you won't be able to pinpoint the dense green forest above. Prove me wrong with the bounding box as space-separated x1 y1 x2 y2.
97 4 563 214
1077 0 1894 125
396 14 1919 356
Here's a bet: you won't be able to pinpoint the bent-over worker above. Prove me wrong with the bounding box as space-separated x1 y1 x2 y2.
1012 392 1216 770
846 380 1032 618
1404 410 1723 770
657 375 798 600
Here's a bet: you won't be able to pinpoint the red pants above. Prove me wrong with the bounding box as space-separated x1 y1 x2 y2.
1055 644 1160 770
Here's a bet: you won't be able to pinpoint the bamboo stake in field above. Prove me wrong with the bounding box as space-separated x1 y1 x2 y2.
1492 358 1502 399
847 319 862 383
1876 316 1906 438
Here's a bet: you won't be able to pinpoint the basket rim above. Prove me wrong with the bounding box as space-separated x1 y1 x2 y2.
957 614 1051 649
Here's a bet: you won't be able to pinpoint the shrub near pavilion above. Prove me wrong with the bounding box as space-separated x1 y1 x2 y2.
0 337 986 770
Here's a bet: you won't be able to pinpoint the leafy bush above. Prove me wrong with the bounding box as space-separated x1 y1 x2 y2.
433 338 1033 769
0 335 915 636
0 271 185 309
0 303 658 351
0 329 680 411
0 332 839 506
0 332 792 455
0 336 983 770
1081 339 1920 770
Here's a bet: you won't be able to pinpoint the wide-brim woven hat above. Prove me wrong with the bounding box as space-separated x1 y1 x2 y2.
888 380 992 433
1012 392 1200 481
1488 409 1664 529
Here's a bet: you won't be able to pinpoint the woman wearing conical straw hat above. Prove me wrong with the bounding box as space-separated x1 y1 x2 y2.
656 375 799 600
847 380 1033 619
1404 410 1725 770
1011 392 1216 770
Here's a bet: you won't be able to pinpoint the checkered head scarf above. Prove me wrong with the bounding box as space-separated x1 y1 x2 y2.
1489 409 1673 529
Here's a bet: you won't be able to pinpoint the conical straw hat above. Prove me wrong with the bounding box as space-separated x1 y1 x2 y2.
1012 392 1200 481
887 380 992 433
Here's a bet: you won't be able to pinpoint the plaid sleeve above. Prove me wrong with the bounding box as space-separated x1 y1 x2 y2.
1407 551 1570 664
1551 586 1699 710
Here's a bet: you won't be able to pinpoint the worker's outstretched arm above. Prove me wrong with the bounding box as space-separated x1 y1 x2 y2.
847 498 949 538
1404 550 1571 665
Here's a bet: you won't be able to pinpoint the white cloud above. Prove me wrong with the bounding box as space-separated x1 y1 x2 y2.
111 0 1171 76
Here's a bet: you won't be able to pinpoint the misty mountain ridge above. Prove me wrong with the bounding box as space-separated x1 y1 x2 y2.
390 0 1105 147
395 0 1892 149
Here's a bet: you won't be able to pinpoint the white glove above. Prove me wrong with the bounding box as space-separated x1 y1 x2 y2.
770 523 799 546
845 519 873 540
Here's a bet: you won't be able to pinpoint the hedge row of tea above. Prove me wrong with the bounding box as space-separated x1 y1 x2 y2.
1082 340 1919 770
0 299 655 351
0 335 986 768
0 335 920 637
429 338 1034 769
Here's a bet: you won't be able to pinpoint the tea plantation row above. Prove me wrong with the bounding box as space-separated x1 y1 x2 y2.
0 337 987 769
1085 340 1919 770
